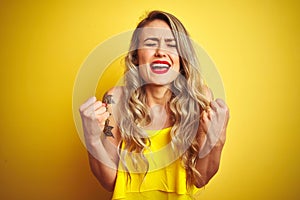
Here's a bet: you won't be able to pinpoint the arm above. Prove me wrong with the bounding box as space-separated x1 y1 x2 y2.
79 89 121 192
194 87 230 188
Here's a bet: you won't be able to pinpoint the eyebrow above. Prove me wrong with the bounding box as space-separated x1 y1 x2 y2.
165 38 176 42
143 37 176 42
143 37 159 42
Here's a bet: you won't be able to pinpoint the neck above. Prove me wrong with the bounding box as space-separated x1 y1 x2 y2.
144 84 172 107
143 84 173 130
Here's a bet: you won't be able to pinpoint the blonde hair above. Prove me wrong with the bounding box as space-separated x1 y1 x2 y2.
118 10 210 188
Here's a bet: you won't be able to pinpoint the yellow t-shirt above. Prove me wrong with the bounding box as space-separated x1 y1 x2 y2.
112 127 202 200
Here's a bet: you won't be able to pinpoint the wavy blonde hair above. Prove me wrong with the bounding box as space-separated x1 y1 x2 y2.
118 10 210 188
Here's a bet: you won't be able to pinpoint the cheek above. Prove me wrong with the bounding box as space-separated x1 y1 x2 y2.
137 49 153 65
172 56 180 71
138 64 151 82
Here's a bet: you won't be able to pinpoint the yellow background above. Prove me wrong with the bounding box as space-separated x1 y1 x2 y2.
1 0 299 199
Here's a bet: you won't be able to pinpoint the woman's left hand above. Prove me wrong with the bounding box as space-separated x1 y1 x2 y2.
198 99 230 158
194 98 230 188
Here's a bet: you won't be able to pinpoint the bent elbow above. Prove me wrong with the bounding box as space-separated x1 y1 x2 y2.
93 170 116 192
194 166 220 188
89 165 117 192
194 176 208 188
101 182 115 192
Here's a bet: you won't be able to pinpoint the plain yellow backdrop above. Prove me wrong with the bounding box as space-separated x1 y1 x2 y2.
1 0 299 200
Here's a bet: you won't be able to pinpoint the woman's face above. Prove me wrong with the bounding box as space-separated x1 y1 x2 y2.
137 19 180 85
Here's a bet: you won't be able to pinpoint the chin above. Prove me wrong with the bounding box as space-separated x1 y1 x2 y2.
143 78 175 86
139 68 180 86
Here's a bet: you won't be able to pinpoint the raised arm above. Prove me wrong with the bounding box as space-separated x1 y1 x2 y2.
79 88 122 192
194 87 230 188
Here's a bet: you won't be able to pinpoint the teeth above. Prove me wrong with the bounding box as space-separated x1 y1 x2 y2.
151 63 169 68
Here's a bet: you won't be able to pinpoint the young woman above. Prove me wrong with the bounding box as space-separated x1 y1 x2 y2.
79 10 230 199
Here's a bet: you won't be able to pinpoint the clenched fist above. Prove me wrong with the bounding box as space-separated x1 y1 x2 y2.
198 98 230 158
79 96 110 142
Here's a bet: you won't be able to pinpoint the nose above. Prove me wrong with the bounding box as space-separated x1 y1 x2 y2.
155 44 167 57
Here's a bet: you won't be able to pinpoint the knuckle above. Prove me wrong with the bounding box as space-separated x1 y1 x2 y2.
79 105 85 113
210 110 216 116
226 108 230 116
94 101 102 108
97 113 109 123
101 106 108 113
223 105 229 112
82 110 89 117
202 116 209 122
83 110 94 119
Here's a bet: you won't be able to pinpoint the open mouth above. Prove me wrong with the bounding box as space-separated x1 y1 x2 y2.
150 60 171 74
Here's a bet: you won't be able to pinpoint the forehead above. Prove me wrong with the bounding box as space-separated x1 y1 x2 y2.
139 19 174 39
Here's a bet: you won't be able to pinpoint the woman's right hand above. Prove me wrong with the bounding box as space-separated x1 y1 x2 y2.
79 96 110 143
79 96 119 192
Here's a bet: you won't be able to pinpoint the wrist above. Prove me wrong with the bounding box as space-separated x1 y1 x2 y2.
84 135 102 149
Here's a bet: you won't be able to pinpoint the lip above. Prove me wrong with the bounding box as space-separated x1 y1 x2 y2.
151 60 171 65
150 60 171 74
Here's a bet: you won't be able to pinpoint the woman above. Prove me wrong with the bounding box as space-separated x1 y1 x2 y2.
79 10 230 199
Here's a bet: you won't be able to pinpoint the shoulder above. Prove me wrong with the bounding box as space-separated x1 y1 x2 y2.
103 86 124 103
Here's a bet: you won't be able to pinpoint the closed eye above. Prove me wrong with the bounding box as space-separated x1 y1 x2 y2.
144 43 158 47
165 38 177 48
143 38 159 47
167 44 177 48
